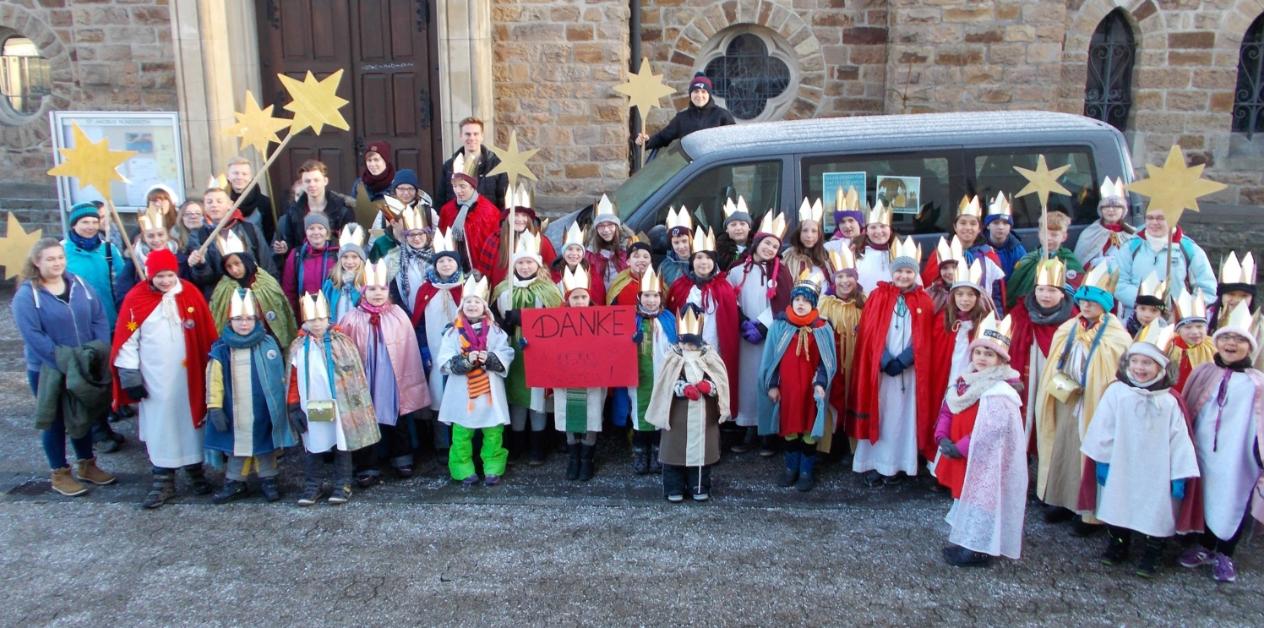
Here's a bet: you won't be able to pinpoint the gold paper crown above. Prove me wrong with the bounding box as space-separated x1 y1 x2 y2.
797 197 825 225
977 312 1014 347
1220 251 1257 285
1134 319 1176 352
666 206 693 233
339 223 365 250
795 268 826 294
1174 292 1207 322
952 258 984 290
462 274 490 302
561 265 590 295
1082 263 1118 293
723 196 750 220
678 307 704 337
229 288 257 319
299 291 329 322
381 194 406 221
206 173 229 191
828 246 856 274
757 209 788 240
1035 257 1067 288
215 230 246 256
1138 271 1168 301
137 203 166 233
891 235 921 262
362 259 389 288
835 186 860 213
866 199 891 226
432 227 457 257
987 193 1012 219
692 226 717 253
958 195 983 219
402 205 429 232
1220 300 1254 337
452 152 478 178
935 236 965 267
513 229 542 261
1100 176 1126 201
509 182 533 212
640 265 662 293
594 193 616 222
563 222 585 249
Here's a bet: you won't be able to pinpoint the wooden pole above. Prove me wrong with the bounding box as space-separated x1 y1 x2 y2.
105 199 145 278
637 109 646 171
197 131 295 256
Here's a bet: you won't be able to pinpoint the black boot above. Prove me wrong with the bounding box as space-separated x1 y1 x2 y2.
185 464 212 496
1043 506 1075 524
297 453 329 506
632 446 650 475
507 430 525 463
578 444 596 482
1136 536 1164 578
528 429 547 466
942 544 992 567
142 469 176 509
649 438 662 473
565 443 581 481
212 480 249 504
260 477 281 502
780 441 801 487
1101 527 1131 565
796 447 817 492
730 426 755 453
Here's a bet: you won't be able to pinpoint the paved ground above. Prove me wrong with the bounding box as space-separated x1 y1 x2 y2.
0 287 1261 626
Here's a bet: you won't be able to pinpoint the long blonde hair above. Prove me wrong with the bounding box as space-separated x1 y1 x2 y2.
20 237 65 283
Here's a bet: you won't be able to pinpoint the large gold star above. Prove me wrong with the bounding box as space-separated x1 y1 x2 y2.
351 184 382 231
224 90 291 155
1013 154 1072 210
47 123 136 196
1128 144 1228 225
279 69 350 136
0 213 42 279
488 130 539 187
613 57 675 119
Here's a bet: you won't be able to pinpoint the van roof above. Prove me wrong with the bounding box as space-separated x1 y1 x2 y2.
681 110 1119 161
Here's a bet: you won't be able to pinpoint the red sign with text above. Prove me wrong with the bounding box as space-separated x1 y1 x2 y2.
522 305 638 388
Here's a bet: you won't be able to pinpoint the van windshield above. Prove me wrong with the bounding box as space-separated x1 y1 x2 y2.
613 142 690 219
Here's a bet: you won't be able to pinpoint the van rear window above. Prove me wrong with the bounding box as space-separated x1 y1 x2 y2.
802 152 958 236
969 148 1098 227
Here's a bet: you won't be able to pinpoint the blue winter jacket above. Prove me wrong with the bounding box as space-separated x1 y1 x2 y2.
61 238 125 333
11 273 111 372
988 233 1028 278
1112 234 1216 310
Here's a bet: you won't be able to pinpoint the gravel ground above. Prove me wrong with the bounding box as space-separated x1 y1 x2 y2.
0 288 1260 626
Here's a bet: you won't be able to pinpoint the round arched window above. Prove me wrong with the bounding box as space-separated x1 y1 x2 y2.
700 29 798 122
1 35 51 121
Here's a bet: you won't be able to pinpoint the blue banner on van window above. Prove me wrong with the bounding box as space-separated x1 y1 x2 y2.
822 171 866 207
876 175 922 215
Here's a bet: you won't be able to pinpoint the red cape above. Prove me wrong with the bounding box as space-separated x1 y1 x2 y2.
109 279 218 426
667 273 741 414
550 262 607 306
921 247 1005 301
411 282 463 328
439 195 503 277
488 236 557 288
847 282 938 460
926 310 981 419
1008 298 1077 417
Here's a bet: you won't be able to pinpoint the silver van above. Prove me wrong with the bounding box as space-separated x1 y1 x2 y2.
547 110 1137 253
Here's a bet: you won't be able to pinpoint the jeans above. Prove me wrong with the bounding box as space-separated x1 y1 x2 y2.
30 370 94 470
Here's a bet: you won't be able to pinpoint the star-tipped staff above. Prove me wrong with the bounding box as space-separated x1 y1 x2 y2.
1014 154 1072 260
615 57 675 169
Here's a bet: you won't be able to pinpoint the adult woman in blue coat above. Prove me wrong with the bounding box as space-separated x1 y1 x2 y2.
1112 208 1216 318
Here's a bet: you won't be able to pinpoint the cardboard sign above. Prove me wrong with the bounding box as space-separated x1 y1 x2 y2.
523 306 638 388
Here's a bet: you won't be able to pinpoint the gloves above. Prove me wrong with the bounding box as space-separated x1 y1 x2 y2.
448 354 473 375
420 346 432 373
882 359 904 377
696 380 714 396
503 309 521 328
632 329 644 344
484 352 506 374
124 384 148 400
938 438 962 459
683 384 701 401
1095 462 1110 486
518 337 528 350
1171 479 1186 501
207 408 228 432
288 406 308 433
896 346 915 369
740 320 764 344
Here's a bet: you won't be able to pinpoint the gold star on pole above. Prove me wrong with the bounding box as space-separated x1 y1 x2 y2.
0 213 42 279
351 184 382 232
47 122 136 196
224 90 291 155
1013 154 1072 210
613 57 675 120
488 130 539 187
1127 144 1228 226
279 69 351 136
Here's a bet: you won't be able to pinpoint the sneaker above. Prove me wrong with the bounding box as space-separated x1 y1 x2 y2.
394 465 414 479
1178 546 1214 569
666 493 685 503
327 485 352 504
50 468 88 497
1101 537 1130 566
74 458 116 486
355 473 380 489
461 475 480 487
260 478 281 502
691 492 710 502
1211 553 1237 583
296 484 329 506
883 473 906 486
484 475 500 487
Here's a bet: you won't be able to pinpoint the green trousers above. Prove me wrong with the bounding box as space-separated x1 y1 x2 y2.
449 424 508 480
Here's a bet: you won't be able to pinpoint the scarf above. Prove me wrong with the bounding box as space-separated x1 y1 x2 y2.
68 231 102 252
868 241 890 252
736 253 782 300
425 266 462 288
1025 293 1074 326
785 306 820 357
220 322 267 350
359 300 387 328
360 146 396 193
454 314 491 410
453 192 480 236
945 365 1019 413
398 242 432 302
1102 222 1125 233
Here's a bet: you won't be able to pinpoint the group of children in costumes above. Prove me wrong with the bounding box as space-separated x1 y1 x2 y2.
48 168 1260 583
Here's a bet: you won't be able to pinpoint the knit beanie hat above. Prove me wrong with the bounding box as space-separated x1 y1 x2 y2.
146 248 179 278
689 73 713 93
1073 284 1115 312
68 202 100 227
391 168 419 191
304 212 331 232
790 285 820 308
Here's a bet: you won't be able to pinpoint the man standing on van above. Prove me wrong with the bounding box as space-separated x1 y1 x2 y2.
635 73 735 151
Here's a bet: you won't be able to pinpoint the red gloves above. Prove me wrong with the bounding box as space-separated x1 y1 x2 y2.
696 380 714 396
683 384 701 401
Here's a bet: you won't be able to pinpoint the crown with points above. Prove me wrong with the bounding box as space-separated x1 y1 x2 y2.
381 195 406 221
829 246 856 274
1134 319 1176 353
866 199 891 226
339 223 365 250
1174 291 1208 324
206 173 229 192
462 274 490 302
678 307 704 337
757 209 788 240
977 312 1014 347
1100 176 1126 201
835 186 861 213
936 236 965 267
229 288 257 319
401 204 430 232
1220 251 1257 285
512 229 542 263
452 152 478 178
640 265 662 293
987 193 1012 220
138 203 166 233
666 206 693 233
593 193 618 224
958 195 983 219
432 227 457 257
951 258 985 291
891 235 921 263
561 265 590 296
795 267 826 295
362 259 389 288
722 196 742 221
1082 263 1119 293
563 221 585 249
1035 257 1067 288
1139 271 1168 301
300 291 329 322
1220 300 1255 339
509 182 534 212
215 229 247 256
692 226 717 253
797 197 825 225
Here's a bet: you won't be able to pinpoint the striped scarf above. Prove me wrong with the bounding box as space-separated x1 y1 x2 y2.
456 314 491 411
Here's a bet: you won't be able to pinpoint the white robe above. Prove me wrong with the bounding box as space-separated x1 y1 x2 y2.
1082 382 1200 537
945 321 974 396
945 384 1026 559
552 387 607 432
1023 338 1048 443
727 262 778 427
853 298 919 476
113 284 203 468
856 246 892 295
423 285 460 412
291 340 349 453
436 322 515 429
1193 372 1261 539
685 283 720 350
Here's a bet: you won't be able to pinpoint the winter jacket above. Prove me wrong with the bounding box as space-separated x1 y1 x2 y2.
645 101 736 150
1112 232 1216 310
61 238 125 331
988 233 1027 278
231 186 277 243
281 242 339 312
35 341 112 438
12 274 110 373
434 145 509 210
275 191 356 254
188 221 277 298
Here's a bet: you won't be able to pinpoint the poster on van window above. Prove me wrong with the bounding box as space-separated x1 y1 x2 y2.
822 171 867 206
876 175 922 215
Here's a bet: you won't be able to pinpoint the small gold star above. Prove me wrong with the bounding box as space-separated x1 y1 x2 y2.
47 123 137 196
127 320 139 332
613 57 675 119
488 130 540 187
1127 144 1228 225
224 90 291 155
279 70 351 136
1013 155 1072 210
0 214 42 280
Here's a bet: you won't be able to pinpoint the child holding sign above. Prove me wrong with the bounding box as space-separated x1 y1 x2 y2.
553 266 608 481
